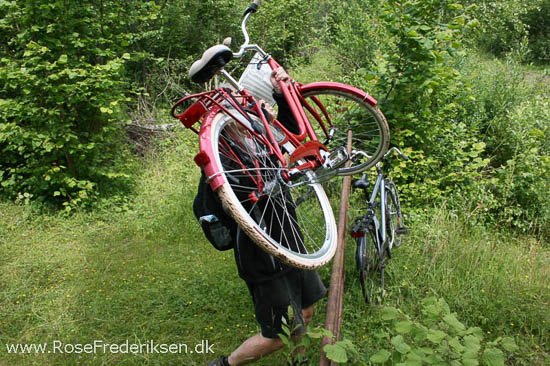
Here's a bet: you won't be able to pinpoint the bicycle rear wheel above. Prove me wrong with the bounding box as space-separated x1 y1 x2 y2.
385 180 404 248
361 227 386 304
209 112 338 269
300 86 390 175
355 235 367 303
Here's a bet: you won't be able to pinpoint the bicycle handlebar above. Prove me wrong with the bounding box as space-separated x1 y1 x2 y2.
243 0 261 16
385 147 408 161
234 1 266 59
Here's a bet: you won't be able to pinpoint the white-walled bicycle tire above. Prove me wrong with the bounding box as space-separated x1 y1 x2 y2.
209 112 338 269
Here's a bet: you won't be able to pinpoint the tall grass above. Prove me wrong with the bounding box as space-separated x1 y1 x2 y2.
1 130 549 365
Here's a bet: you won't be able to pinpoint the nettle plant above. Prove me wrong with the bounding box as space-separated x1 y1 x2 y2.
278 306 364 365
370 297 518 365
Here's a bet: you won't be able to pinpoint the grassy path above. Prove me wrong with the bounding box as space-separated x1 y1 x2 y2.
1 134 548 365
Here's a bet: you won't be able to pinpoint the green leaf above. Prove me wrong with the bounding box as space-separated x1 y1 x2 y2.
278 333 289 347
443 314 465 333
402 359 422 366
411 325 428 342
448 336 465 352
370 349 391 363
427 329 447 344
324 343 348 363
391 335 411 354
395 320 414 334
381 306 400 320
423 304 443 320
58 54 67 64
500 337 518 352
462 359 479 366
465 327 483 339
374 330 389 339
306 327 333 339
463 335 481 352
482 348 505 366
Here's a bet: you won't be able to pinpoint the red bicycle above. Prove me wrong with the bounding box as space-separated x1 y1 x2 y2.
171 0 390 269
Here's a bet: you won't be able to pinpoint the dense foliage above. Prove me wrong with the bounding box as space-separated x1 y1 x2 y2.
0 0 148 209
0 0 548 237
459 0 550 63
0 0 316 209
324 0 549 239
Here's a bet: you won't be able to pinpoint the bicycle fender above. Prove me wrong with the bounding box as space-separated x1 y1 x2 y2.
299 82 378 106
196 109 227 191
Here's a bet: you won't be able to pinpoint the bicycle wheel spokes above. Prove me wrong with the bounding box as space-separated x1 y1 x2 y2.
385 181 404 248
362 228 386 304
212 114 338 269
355 236 368 302
301 88 390 174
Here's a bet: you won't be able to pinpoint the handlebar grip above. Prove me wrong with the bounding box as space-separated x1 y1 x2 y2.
400 152 409 161
243 0 261 16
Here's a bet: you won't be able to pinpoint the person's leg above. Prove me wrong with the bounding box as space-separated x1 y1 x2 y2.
227 333 284 365
302 305 314 327
227 306 314 365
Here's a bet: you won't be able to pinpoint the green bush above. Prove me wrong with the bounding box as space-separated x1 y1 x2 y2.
326 0 487 209
459 0 549 63
490 96 550 237
455 55 550 238
524 0 550 62
371 298 518 365
0 0 139 209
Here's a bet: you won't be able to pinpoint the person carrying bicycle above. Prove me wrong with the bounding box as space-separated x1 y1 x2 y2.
206 68 327 366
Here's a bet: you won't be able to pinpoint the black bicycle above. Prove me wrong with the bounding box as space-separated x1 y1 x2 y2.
350 147 408 304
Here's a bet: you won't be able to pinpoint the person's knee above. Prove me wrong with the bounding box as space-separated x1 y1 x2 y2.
302 306 314 326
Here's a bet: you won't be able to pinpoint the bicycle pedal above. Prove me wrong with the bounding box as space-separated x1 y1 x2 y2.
321 146 349 170
396 226 408 235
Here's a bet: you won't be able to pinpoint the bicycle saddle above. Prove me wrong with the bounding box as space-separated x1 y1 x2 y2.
189 45 233 83
352 175 370 190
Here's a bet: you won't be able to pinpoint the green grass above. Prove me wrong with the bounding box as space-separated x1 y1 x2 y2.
1 131 549 365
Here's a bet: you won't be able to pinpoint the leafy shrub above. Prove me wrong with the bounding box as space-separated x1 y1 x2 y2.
278 306 364 365
455 55 550 238
459 0 549 63
524 0 550 62
0 0 138 209
371 298 518 365
489 96 550 237
327 0 487 209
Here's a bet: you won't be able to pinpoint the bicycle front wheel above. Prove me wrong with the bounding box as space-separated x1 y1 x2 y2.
300 86 390 175
385 180 404 248
208 112 338 269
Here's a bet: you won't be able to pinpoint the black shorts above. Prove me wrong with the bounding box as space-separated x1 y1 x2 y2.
246 269 327 339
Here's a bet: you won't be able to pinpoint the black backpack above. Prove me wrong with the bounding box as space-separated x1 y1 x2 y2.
192 172 237 251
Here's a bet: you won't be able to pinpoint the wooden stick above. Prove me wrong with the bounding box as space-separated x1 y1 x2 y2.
320 130 353 366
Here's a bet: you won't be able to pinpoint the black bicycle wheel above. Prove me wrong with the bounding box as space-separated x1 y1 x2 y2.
385 180 404 248
356 236 367 302
362 228 386 304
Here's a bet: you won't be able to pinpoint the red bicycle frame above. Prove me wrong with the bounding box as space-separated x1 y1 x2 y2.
171 61 378 191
